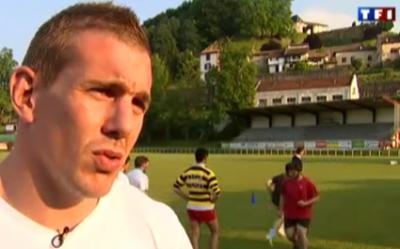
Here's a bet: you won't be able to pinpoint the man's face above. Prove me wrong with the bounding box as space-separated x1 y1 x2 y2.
142 161 150 173
30 30 152 198
288 169 300 179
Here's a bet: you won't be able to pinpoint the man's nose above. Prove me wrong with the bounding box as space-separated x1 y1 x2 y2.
101 97 141 140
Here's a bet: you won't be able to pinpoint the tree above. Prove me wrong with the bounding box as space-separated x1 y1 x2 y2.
351 58 363 71
377 21 394 32
293 61 313 72
0 48 18 125
304 34 322 49
176 19 202 52
393 57 400 70
267 0 293 38
174 51 208 139
141 54 173 141
149 18 179 76
234 0 270 38
0 48 18 89
207 41 257 126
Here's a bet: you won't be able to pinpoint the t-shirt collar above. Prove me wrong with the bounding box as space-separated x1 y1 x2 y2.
195 162 206 167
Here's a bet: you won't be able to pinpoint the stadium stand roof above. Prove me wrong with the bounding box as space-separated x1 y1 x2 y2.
229 97 397 118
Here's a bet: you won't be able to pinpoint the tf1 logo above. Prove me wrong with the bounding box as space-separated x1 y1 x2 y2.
358 7 396 21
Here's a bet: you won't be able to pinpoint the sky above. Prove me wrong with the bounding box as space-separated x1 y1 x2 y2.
0 0 399 64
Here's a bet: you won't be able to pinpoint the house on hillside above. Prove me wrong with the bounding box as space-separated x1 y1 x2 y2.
200 41 222 80
377 35 400 63
307 50 329 67
252 49 284 74
335 46 377 67
292 15 328 34
252 44 309 74
284 44 309 69
255 72 359 107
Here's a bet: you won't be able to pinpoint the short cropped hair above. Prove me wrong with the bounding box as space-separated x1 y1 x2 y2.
195 148 209 163
295 145 305 154
22 2 150 87
286 161 302 173
134 156 149 168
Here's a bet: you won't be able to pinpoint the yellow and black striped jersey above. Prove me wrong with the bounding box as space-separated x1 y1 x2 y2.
174 165 220 208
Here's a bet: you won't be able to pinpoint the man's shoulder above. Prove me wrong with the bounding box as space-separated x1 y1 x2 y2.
273 173 285 181
127 169 142 178
114 181 188 231
301 176 315 185
185 165 214 175
113 180 164 206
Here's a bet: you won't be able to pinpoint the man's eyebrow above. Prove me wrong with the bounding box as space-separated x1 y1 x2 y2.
83 79 152 108
83 79 128 91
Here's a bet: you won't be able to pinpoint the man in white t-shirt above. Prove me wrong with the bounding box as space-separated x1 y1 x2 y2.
0 3 192 249
127 155 150 192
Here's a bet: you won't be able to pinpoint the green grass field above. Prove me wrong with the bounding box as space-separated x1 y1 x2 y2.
1 152 399 248
144 154 400 249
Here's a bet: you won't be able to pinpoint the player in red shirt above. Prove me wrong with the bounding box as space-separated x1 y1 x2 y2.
279 162 319 249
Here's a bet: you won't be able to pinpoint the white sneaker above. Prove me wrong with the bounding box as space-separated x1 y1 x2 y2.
266 229 276 247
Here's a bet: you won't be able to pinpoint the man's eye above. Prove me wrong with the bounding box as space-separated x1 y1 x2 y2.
90 88 114 97
132 97 147 111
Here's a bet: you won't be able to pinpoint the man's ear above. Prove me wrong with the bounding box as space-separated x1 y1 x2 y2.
9 66 38 123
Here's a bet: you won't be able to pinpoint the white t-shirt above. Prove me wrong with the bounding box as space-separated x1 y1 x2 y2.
0 179 192 249
127 168 149 191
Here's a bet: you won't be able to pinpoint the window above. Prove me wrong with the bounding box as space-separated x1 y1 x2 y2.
367 55 372 61
204 63 211 70
301 96 311 103
287 97 296 104
206 53 210 61
272 98 282 105
341 57 347 63
317 95 327 102
332 94 343 101
350 56 355 62
259 99 267 107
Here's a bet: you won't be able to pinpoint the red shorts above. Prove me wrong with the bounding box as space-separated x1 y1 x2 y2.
187 209 217 223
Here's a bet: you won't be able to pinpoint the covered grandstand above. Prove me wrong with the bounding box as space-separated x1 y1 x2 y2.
228 97 400 150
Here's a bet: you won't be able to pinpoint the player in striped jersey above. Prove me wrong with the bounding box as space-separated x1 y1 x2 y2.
173 148 221 249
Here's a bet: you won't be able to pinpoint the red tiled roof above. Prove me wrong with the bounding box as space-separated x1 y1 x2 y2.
201 41 222 54
257 75 353 92
285 44 309 56
253 49 283 58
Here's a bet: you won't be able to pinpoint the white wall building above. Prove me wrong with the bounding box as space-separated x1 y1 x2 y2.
252 50 285 74
200 41 221 80
377 35 400 63
335 48 377 67
256 73 359 107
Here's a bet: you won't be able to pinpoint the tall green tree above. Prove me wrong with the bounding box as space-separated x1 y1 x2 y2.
174 51 208 140
142 54 173 141
235 0 271 38
177 19 202 52
207 41 257 125
267 0 293 38
0 48 18 125
149 18 179 75
0 48 18 89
